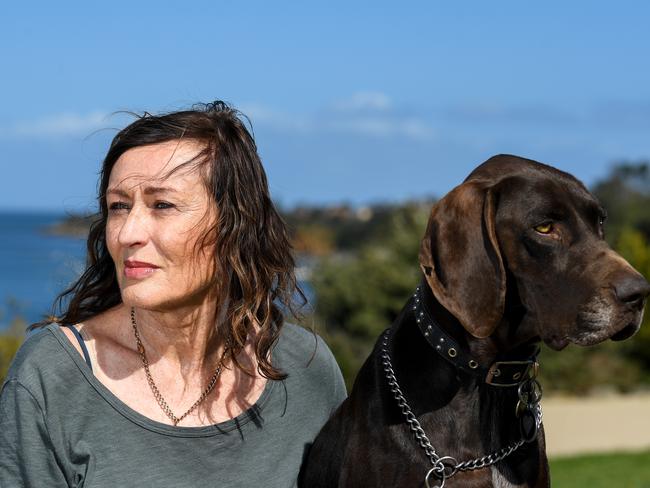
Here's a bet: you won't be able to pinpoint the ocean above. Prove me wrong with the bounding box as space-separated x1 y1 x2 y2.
0 212 86 329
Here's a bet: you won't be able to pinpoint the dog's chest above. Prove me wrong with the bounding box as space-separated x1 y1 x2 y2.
490 467 527 488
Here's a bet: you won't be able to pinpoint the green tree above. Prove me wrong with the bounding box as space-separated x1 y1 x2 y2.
592 161 650 244
311 204 430 388
0 317 26 383
615 227 650 373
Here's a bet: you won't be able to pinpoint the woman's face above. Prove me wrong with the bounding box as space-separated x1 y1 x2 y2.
106 140 217 311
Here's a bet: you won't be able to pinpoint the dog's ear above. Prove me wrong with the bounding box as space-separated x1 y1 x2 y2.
419 181 505 338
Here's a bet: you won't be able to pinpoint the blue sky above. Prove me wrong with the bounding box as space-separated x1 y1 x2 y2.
1 1 649 212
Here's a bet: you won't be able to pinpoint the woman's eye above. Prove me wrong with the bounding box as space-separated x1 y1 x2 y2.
534 223 553 234
108 202 129 212
154 201 175 210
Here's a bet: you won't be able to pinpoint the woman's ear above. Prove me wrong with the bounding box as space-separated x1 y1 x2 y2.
419 181 505 338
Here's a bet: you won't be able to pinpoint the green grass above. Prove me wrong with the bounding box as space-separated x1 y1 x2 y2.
550 450 650 487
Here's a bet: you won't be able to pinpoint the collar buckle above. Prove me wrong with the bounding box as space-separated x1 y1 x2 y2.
485 360 538 387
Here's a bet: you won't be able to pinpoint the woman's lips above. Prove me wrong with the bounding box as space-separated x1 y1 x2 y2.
124 261 159 279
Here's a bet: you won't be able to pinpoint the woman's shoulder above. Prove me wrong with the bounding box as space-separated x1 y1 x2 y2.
277 323 335 367
3 324 72 392
276 323 347 402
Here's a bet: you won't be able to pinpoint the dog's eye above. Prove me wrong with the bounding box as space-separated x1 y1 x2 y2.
534 223 553 234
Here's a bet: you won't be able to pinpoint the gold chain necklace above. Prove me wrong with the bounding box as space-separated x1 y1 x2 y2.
130 307 229 426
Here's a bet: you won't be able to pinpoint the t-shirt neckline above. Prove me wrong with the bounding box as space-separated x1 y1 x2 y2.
48 323 278 438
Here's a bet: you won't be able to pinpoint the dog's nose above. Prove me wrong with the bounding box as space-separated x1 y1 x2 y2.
613 272 650 308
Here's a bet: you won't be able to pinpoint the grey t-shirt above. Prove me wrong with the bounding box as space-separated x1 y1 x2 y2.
0 323 346 487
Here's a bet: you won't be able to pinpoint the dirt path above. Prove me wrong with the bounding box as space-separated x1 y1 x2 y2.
541 393 650 457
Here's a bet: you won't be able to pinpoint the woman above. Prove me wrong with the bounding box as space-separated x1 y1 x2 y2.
0 101 346 487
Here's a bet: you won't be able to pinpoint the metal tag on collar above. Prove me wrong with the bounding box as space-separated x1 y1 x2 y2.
485 360 538 387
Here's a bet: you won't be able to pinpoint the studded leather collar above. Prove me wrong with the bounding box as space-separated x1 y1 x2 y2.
411 285 539 387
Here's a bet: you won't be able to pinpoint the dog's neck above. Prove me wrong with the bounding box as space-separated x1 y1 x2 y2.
386 282 544 470
387 283 544 470
418 279 540 373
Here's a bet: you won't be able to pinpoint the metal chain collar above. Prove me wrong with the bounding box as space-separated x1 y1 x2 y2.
131 307 229 426
380 329 543 488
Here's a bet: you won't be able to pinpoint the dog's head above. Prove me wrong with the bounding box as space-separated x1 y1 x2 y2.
419 154 650 350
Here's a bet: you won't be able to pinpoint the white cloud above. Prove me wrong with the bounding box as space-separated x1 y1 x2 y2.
1 97 436 143
332 91 393 112
237 103 313 133
326 116 435 140
2 111 111 139
240 95 436 141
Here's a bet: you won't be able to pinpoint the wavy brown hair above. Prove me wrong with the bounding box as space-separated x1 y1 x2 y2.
36 101 304 380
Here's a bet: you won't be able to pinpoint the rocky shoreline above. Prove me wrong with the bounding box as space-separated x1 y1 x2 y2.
44 214 95 238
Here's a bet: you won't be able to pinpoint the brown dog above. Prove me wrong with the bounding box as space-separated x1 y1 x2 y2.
301 155 650 487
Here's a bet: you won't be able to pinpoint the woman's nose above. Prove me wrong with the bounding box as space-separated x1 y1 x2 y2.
117 206 149 247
